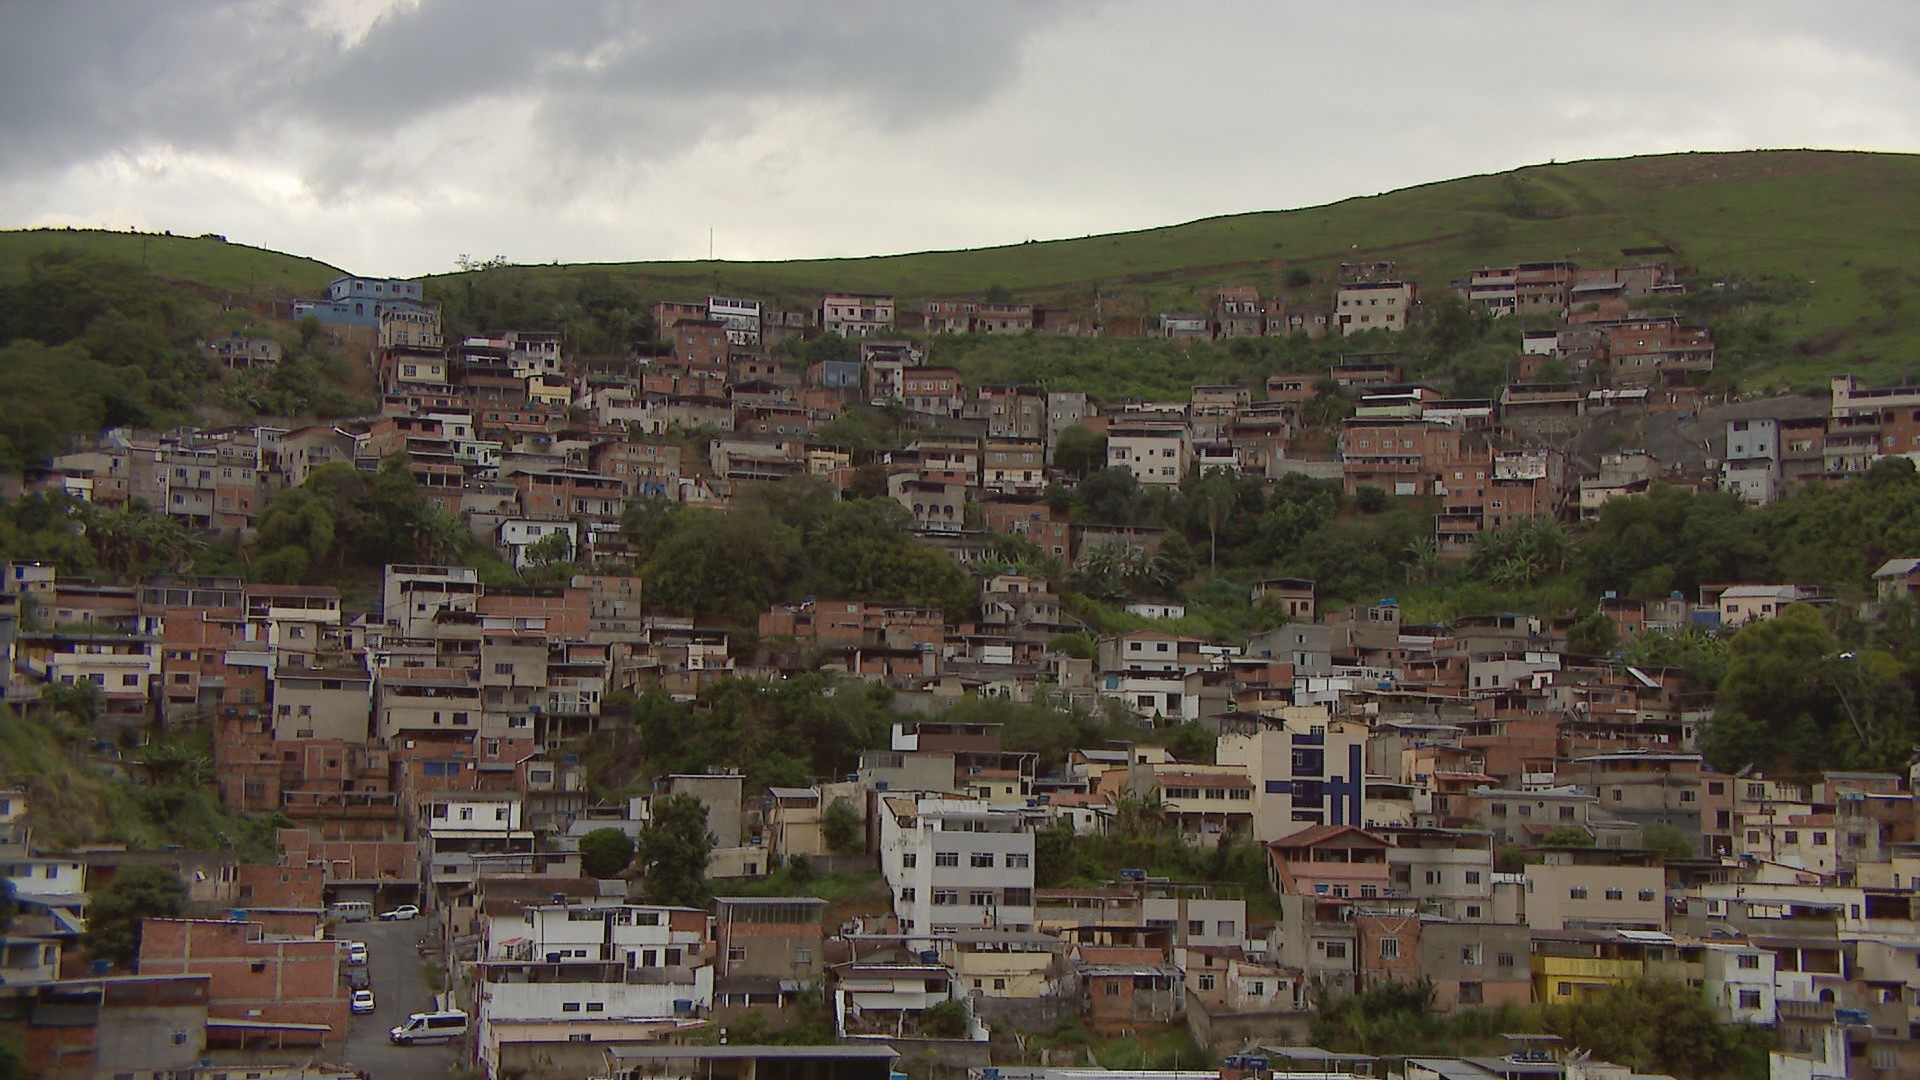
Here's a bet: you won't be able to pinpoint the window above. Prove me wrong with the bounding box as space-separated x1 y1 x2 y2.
902 853 917 868
971 853 995 868
1738 990 1762 1010
1379 938 1400 959
935 852 959 867
1324 941 1348 959
1425 870 1441 885
969 891 994 906
493 662 514 676
1570 887 1588 900
562 1002 581 1013
899 888 915 902
1198 973 1216 991
993 977 1006 990
1783 831 1799 844
1813 832 1828 846
1465 870 1482 885
932 890 958 906
1461 945 1482 965
1638 889 1657 902
794 948 813 965
1006 853 1030 869
1605 888 1623 901
1737 953 1761 970
1558 806 1576 821
1105 980 1120 996
586 1002 605 1013
1465 904 1482 918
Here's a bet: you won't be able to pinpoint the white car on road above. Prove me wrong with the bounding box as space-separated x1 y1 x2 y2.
378 905 421 921
344 941 368 966
351 989 376 1015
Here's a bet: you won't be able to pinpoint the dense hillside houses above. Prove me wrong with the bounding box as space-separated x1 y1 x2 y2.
6 254 1920 1080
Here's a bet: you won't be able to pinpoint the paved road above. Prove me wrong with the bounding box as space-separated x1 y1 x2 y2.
339 917 459 1078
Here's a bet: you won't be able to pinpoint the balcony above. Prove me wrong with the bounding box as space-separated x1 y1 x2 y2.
1777 998 1835 1022
282 790 400 818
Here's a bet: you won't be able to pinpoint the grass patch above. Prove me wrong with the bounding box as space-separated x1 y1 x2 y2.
0 706 277 858
415 149 1919 385
0 227 341 296
726 867 882 906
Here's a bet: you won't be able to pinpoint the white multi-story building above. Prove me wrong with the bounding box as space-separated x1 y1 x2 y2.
1722 417 1781 505
1216 710 1370 842
419 793 535 892
879 796 1035 950
381 564 480 638
1106 421 1191 485
474 902 712 1077
1701 942 1777 1026
1336 281 1418 335
497 519 578 569
707 296 762 347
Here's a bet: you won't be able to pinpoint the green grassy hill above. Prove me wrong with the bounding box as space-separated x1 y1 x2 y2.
0 227 340 297
432 149 1920 386
7 150 1917 386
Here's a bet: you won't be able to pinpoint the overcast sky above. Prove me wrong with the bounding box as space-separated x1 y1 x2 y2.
2 0 1916 278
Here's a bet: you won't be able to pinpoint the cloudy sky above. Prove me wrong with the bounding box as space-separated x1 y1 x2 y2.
2 1 1916 278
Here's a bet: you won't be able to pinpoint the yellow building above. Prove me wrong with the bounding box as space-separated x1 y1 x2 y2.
1531 929 1671 1004
943 930 1066 1000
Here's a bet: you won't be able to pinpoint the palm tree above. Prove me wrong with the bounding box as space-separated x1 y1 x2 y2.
1187 469 1238 578
1405 535 1440 585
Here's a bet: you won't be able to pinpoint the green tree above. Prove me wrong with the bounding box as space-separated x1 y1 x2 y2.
83 864 187 968
815 411 883 453
1539 826 1595 848
1183 467 1238 576
523 529 574 567
86 503 200 578
579 827 637 879
920 999 971 1038
823 798 863 855
1565 609 1619 657
636 794 714 907
640 507 801 622
1704 603 1914 773
1639 822 1696 862
1542 979 1770 1078
1052 424 1108 478
43 679 102 728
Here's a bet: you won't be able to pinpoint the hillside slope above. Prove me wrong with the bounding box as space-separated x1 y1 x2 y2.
6 150 1916 385
433 149 1920 385
0 227 341 297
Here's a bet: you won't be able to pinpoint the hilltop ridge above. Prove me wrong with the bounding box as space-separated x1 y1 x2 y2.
4 149 1918 385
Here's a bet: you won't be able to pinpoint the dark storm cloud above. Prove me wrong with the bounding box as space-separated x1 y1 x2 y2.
0 0 1065 187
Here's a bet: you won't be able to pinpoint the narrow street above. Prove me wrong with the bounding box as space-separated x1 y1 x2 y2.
339 917 459 1078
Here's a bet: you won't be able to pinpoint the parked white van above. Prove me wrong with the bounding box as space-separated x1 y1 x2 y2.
329 900 373 923
390 1009 468 1045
